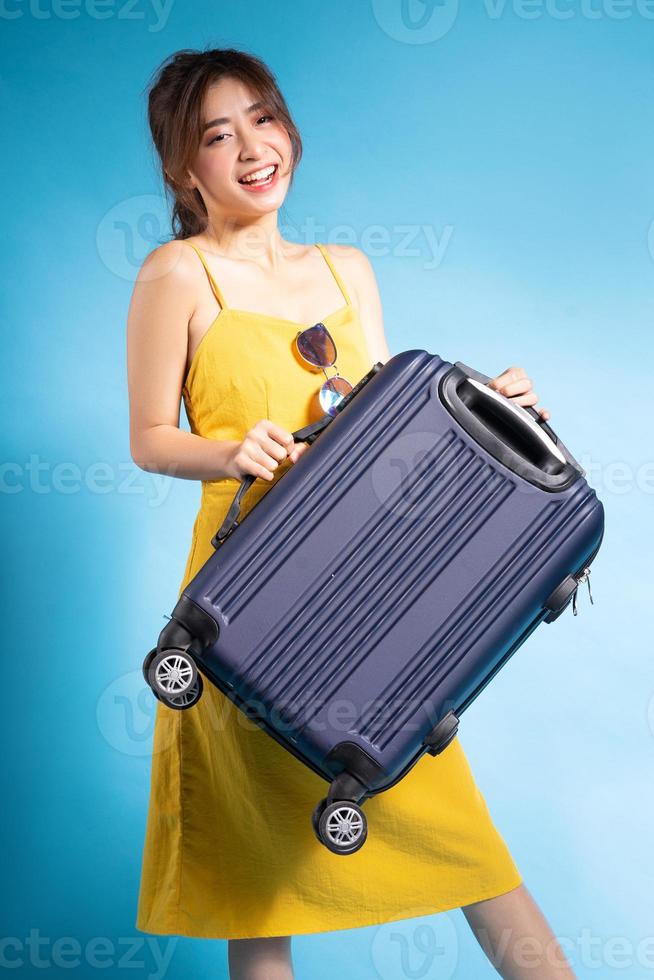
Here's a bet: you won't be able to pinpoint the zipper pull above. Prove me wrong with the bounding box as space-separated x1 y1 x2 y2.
577 567 593 605
572 567 593 616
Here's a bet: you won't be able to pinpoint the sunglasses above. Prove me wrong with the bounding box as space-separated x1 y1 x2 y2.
295 322 353 416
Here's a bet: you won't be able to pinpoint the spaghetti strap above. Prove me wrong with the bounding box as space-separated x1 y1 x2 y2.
186 242 229 310
315 243 352 307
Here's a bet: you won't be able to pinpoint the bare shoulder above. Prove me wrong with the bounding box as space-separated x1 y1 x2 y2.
127 238 202 361
321 243 390 364
135 238 199 289
320 243 379 303
321 242 375 274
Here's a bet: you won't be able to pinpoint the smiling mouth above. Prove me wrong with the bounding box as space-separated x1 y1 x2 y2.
237 163 279 187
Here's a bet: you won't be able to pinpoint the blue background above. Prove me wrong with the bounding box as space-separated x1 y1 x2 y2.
3 1 652 977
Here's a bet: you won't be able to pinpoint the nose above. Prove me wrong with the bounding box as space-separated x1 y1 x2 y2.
238 128 266 160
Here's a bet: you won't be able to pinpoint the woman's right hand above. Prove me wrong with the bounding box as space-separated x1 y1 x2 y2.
225 419 303 482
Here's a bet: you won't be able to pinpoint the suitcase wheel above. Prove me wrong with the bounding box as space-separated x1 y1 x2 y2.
146 648 198 705
162 671 204 711
315 800 368 855
311 798 328 840
142 648 159 691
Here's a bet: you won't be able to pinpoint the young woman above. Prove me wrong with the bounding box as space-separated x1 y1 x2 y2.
128 47 573 980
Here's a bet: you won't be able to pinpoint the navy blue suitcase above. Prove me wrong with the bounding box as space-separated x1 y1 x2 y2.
143 351 605 854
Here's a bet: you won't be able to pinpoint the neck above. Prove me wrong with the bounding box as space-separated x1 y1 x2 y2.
202 211 290 269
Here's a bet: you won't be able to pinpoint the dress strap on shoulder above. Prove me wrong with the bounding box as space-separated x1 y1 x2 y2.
186 242 229 310
315 243 352 307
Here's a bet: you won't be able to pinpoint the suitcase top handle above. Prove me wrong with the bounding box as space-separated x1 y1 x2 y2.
461 378 567 468
442 361 585 492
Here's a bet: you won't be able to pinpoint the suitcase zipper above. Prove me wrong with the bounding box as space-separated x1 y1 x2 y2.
572 566 594 616
545 529 603 622
568 524 603 616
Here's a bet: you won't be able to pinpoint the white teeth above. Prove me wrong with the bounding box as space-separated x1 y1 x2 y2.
239 164 276 184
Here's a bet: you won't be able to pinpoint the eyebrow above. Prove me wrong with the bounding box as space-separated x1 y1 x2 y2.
202 101 266 132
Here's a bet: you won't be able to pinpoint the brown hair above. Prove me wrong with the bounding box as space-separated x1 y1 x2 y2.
145 47 303 240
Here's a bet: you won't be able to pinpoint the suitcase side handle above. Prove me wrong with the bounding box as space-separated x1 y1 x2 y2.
211 361 385 548
210 415 331 549
442 362 585 490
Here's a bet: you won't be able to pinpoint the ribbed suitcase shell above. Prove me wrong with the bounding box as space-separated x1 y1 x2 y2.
182 351 604 794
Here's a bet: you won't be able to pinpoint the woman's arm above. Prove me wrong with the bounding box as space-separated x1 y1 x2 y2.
127 241 240 481
331 245 550 420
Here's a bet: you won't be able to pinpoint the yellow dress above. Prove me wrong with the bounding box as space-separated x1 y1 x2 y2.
135 241 523 940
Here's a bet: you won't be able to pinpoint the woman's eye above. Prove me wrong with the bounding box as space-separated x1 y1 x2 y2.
207 116 273 145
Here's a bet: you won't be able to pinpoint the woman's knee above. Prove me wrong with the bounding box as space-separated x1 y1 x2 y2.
227 935 294 980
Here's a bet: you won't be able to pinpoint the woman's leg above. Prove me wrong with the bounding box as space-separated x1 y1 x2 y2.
228 936 294 980
462 883 576 979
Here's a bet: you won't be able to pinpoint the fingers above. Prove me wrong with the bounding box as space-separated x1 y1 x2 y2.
262 419 295 451
289 442 309 463
488 366 526 391
258 438 307 474
510 391 539 407
241 420 294 480
494 377 533 398
238 420 310 481
242 443 279 480
487 366 553 422
261 435 292 464
262 422 295 463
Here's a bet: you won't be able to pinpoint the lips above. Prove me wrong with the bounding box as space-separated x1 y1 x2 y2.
237 163 278 185
236 163 281 193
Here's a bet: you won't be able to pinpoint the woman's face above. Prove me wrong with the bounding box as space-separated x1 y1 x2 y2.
188 76 293 220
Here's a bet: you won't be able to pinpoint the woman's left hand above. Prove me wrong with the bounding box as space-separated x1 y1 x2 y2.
487 365 551 422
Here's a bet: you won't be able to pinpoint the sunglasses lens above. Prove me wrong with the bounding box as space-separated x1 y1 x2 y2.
297 323 336 368
320 376 353 416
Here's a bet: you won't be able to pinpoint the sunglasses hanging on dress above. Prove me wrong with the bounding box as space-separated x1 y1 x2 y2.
295 322 353 416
